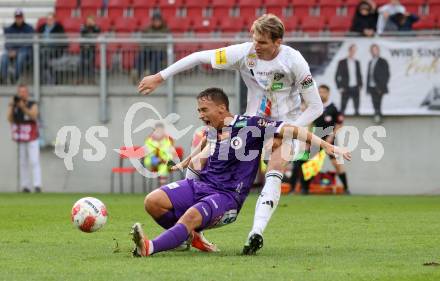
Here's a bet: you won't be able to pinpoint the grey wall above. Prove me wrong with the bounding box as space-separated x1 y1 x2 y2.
1 93 439 194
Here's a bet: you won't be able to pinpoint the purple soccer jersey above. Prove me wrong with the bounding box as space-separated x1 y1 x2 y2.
199 115 284 205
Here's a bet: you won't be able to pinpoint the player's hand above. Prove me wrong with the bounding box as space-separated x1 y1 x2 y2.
138 73 164 95
325 145 352 161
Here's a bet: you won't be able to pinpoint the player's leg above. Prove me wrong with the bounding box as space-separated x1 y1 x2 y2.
244 138 290 254
330 157 349 194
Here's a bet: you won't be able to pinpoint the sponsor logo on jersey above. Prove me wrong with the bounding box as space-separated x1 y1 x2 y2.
257 118 277 128
324 115 333 122
234 120 247 128
257 71 274 76
271 82 283 91
230 136 243 150
215 49 227 65
300 75 314 89
273 73 285 81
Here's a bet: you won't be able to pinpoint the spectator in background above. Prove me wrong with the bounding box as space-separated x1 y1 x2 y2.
350 1 378 37
6 84 42 193
377 0 406 34
387 12 419 31
335 44 362 116
79 15 100 83
135 13 169 80
37 12 66 84
367 44 390 124
0 9 34 84
144 122 177 186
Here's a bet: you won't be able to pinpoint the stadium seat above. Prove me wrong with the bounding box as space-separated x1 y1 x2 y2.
167 17 192 32
282 17 300 33
62 18 82 33
114 17 139 33
412 15 437 30
120 43 139 70
108 0 131 19
300 16 327 32
328 16 351 32
36 17 46 31
192 18 217 33
139 17 152 30
81 0 102 17
264 0 290 17
218 17 246 33
133 0 156 19
110 146 146 194
95 17 113 32
212 0 235 19
291 1 311 18
320 0 343 18
55 0 77 19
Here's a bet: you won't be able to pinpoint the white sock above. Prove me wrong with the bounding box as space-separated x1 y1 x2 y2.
185 167 200 180
148 240 154 255
249 170 282 239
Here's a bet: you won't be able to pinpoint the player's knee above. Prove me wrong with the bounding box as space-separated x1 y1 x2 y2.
178 207 203 231
144 192 160 216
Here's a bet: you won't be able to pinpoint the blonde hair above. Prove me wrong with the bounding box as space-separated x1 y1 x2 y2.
251 14 285 41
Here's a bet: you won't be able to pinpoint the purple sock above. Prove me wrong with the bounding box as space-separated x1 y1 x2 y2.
151 223 189 254
155 211 177 229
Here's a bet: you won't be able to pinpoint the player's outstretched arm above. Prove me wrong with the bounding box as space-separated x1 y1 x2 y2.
138 50 213 95
170 136 207 171
280 124 352 161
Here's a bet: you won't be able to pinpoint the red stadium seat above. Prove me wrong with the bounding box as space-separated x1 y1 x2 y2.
110 146 146 193
159 0 184 18
185 0 210 6
63 18 82 33
114 17 139 32
55 0 77 19
158 0 184 6
36 17 46 31
108 0 131 19
429 4 440 16
265 0 289 17
218 17 246 33
95 17 113 32
281 17 299 32
167 17 192 32
320 0 343 18
239 7 259 22
300 16 327 32
291 1 312 17
121 43 139 70
412 15 437 30
400 0 425 5
192 18 217 33
212 0 235 19
328 16 351 32
139 17 153 30
81 0 102 17
133 0 156 18
238 0 262 7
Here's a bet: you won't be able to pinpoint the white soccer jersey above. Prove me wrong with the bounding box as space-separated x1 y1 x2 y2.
210 42 316 123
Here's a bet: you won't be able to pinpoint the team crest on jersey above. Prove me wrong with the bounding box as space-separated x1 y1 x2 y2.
246 53 257 68
300 75 314 89
230 136 243 150
324 115 333 122
273 73 285 81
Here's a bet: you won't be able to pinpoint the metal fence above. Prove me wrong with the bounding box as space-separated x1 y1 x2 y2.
1 32 440 121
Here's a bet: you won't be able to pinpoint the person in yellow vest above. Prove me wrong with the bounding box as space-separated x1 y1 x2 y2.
144 122 176 186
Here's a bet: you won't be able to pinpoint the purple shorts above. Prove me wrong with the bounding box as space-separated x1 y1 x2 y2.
160 179 239 231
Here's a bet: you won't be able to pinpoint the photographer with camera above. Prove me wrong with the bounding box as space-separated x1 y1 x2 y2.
6 84 42 193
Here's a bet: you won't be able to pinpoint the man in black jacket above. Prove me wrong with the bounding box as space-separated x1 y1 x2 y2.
335 44 363 115
367 44 390 124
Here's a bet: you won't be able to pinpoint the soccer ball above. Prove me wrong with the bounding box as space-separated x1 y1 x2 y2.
71 197 108 233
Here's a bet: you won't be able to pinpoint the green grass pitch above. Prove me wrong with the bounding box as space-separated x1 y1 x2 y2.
0 193 439 281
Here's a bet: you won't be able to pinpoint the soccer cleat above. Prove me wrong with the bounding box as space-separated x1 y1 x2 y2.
190 231 220 252
242 233 264 255
130 222 150 257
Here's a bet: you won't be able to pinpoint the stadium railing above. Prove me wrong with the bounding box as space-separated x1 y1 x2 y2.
0 31 439 122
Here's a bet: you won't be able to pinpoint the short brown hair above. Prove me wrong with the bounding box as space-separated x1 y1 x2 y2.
319 84 330 92
197 88 229 111
251 14 285 41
